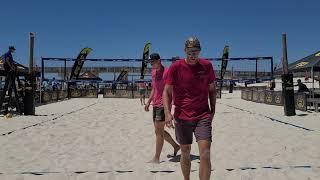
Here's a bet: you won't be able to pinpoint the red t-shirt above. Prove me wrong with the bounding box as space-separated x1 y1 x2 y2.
151 66 169 107
166 59 216 121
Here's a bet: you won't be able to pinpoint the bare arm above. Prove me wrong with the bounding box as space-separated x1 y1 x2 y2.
163 84 174 128
209 83 217 116
146 86 155 105
163 84 173 115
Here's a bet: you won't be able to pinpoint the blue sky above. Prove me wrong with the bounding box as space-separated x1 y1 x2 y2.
1 0 319 68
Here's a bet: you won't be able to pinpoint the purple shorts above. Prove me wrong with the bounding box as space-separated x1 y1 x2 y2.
175 118 212 145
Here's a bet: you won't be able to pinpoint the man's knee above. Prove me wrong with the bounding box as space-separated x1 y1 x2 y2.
154 126 164 137
180 145 191 155
200 149 211 160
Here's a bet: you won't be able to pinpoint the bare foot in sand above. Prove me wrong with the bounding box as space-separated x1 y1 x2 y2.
147 158 160 164
174 146 180 156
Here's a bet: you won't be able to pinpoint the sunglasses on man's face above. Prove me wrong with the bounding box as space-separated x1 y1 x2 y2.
186 50 200 56
148 60 157 64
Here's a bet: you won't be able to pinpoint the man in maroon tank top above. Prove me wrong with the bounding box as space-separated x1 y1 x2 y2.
163 37 217 180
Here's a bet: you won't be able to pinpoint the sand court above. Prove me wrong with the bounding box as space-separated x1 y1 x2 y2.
0 92 320 180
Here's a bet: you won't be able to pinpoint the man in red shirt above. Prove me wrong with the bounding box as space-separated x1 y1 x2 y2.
163 37 217 180
144 53 180 164
138 78 147 105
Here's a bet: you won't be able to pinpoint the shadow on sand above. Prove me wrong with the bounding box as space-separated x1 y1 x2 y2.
167 154 200 163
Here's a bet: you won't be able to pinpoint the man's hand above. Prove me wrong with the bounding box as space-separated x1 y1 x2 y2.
210 113 215 121
144 102 150 112
165 112 175 129
210 107 215 121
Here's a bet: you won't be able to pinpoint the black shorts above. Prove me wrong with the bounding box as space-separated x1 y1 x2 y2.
153 107 165 121
139 89 146 95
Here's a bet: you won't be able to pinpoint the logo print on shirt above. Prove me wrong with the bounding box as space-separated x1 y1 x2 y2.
195 71 206 79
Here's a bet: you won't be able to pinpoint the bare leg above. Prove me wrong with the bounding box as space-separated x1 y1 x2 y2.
0 74 11 107
198 140 211 180
148 121 165 163
143 94 146 105
163 130 180 156
180 144 191 180
140 95 143 105
0 73 12 112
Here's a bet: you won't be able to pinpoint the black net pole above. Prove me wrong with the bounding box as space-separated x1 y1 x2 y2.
41 57 44 81
255 59 258 82
271 57 274 79
64 59 67 81
24 33 36 115
281 33 296 116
